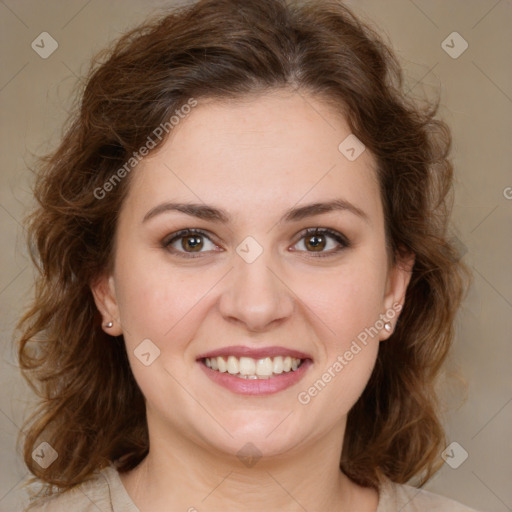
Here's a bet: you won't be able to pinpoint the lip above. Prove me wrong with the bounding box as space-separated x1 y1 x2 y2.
198 358 313 396
196 345 312 361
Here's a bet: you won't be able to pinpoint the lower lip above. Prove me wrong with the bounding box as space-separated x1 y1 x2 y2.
198 359 312 396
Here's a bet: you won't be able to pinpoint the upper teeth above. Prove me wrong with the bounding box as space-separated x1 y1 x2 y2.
204 355 302 378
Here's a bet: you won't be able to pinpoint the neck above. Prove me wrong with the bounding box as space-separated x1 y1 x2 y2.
119 417 377 511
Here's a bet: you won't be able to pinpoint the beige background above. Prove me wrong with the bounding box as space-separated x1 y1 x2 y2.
0 1 511 511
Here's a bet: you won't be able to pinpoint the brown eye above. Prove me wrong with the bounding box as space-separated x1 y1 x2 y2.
181 234 204 252
292 228 350 257
304 233 326 251
163 229 220 258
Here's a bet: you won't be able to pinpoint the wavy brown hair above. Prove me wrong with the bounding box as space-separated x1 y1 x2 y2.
17 0 470 497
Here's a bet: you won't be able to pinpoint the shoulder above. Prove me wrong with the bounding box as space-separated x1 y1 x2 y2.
25 465 139 512
377 477 482 512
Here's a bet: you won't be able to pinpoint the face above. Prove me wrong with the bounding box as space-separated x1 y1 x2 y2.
92 90 412 460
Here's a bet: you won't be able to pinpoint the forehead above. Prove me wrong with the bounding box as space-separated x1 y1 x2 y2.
125 90 382 223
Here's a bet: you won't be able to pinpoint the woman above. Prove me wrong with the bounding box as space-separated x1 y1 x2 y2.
17 0 478 510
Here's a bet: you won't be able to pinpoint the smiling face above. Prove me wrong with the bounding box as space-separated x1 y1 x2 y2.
92 89 412 461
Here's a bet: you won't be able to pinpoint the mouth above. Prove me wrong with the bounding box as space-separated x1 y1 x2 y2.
202 355 305 379
196 346 312 395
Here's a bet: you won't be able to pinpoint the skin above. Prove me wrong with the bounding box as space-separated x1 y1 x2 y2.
92 89 414 511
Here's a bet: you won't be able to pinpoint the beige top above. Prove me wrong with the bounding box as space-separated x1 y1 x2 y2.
26 465 480 512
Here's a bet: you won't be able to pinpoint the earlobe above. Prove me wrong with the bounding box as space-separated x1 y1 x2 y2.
90 274 123 335
380 251 415 341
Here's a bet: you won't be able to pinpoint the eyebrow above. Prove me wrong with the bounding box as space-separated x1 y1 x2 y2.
142 198 370 225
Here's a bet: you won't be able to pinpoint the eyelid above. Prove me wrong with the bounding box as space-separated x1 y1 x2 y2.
295 227 349 245
163 228 216 245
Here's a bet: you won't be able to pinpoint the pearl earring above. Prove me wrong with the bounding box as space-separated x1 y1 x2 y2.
384 322 392 332
105 321 113 328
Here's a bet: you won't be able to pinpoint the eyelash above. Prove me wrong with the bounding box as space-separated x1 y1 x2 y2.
162 227 350 259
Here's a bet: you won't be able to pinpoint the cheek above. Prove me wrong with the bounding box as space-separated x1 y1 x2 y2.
290 259 385 411
113 254 214 412
114 249 221 351
295 275 382 416
297 342 378 420
295 260 387 347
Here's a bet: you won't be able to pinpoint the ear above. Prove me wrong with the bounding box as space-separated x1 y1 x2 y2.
90 273 123 336
380 250 415 341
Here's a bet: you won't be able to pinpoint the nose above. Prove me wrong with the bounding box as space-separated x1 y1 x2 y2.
217 248 295 333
